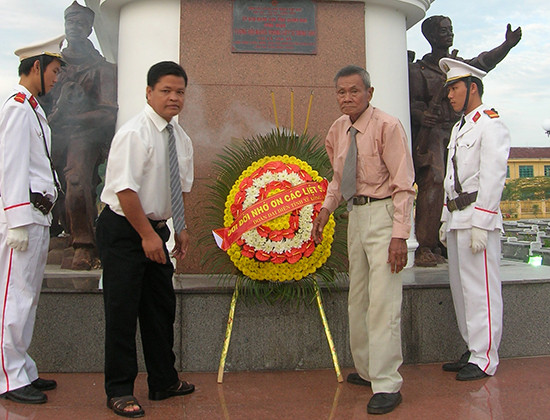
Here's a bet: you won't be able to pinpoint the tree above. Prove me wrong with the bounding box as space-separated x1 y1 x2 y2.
502 176 550 201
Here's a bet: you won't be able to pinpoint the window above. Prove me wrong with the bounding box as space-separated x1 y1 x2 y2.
506 165 510 178
519 165 534 178
545 165 550 177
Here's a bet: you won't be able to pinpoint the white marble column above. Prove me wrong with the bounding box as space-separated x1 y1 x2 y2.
89 0 181 127
361 0 432 265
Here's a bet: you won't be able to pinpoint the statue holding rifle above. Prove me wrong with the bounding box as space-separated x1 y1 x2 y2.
409 15 521 266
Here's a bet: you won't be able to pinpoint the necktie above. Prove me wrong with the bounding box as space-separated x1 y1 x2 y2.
166 123 186 234
341 126 358 211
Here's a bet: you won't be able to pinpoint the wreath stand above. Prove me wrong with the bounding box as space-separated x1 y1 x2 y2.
217 278 343 383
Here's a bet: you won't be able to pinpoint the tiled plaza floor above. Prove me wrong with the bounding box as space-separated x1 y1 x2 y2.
1 356 548 419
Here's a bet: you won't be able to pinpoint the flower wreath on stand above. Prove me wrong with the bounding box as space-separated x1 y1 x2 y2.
199 129 348 383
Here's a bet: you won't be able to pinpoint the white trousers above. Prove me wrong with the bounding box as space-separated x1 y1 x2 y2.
0 223 49 393
347 200 403 394
446 229 503 376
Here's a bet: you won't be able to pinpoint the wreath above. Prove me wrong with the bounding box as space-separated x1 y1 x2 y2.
199 129 347 303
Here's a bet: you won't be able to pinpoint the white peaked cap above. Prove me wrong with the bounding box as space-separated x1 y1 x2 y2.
439 57 487 86
14 34 65 61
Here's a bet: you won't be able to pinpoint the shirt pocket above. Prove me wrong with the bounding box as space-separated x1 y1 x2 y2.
358 152 386 185
456 138 480 180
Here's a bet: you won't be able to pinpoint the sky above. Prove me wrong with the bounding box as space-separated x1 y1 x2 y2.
1 0 549 147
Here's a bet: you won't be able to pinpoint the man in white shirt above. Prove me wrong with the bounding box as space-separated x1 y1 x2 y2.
97 61 194 418
438 58 510 381
0 35 64 405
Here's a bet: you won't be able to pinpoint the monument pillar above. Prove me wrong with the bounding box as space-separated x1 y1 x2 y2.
87 0 181 127
86 0 433 270
361 0 432 266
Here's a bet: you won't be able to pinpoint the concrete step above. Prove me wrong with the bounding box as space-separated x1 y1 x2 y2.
31 260 550 373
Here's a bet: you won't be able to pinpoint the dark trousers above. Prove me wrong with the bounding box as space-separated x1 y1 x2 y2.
96 206 179 398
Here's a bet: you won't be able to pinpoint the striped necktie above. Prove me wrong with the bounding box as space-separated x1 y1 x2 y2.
341 126 358 211
166 123 186 234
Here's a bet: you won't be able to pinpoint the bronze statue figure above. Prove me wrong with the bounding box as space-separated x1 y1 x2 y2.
409 15 521 266
43 1 118 270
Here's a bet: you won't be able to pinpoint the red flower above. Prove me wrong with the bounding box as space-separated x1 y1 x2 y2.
298 169 312 181
285 248 303 264
257 225 271 237
270 253 287 264
239 177 253 189
302 240 315 258
241 244 255 258
263 161 285 172
281 228 295 239
255 250 271 261
268 230 284 241
289 213 300 230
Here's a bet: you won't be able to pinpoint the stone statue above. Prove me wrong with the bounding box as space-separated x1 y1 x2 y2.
409 16 521 266
43 1 118 270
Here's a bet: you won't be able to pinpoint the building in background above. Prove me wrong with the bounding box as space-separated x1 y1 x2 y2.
507 147 550 180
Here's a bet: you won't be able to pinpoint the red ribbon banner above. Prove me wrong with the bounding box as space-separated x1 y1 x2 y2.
213 180 328 251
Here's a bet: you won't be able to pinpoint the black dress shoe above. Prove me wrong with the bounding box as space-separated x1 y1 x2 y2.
149 380 195 401
31 377 57 391
346 372 371 387
456 363 489 381
367 391 402 414
442 350 471 372
1 384 47 404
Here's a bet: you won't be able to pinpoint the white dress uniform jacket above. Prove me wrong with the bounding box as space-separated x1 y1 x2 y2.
441 104 510 231
0 85 57 227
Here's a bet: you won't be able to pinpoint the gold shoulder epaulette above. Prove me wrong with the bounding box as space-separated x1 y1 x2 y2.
483 109 499 119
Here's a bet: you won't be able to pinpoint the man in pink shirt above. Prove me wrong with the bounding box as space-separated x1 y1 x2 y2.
312 65 414 415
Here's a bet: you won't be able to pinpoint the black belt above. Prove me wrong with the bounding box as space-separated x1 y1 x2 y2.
30 192 54 215
446 191 478 212
149 219 167 230
352 195 391 205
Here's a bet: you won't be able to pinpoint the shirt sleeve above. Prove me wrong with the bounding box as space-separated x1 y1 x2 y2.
105 128 149 195
178 130 194 193
472 118 510 230
321 123 344 213
381 119 415 239
0 104 33 228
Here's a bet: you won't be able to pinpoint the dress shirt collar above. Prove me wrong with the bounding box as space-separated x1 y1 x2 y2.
144 103 175 133
347 105 374 135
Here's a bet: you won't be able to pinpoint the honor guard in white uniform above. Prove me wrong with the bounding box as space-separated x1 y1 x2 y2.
438 58 511 381
0 35 64 404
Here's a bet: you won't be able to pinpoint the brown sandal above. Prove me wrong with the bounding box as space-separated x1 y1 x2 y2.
107 395 145 418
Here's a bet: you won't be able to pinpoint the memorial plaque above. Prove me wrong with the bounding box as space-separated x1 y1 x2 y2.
232 0 317 54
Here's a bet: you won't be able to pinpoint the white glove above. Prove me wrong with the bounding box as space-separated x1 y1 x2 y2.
6 226 29 252
470 227 488 254
439 222 447 247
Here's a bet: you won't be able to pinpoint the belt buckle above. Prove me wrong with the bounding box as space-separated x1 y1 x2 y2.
353 196 368 206
447 199 458 212
156 221 167 229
